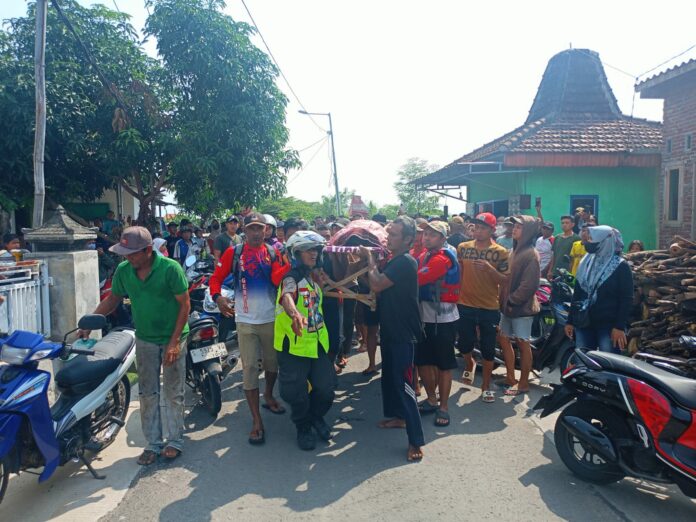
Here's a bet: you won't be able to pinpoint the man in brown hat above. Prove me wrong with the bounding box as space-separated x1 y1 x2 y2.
79 226 191 465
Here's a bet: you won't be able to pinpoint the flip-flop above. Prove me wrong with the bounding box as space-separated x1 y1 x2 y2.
418 400 438 414
407 446 423 462
248 429 266 445
137 449 158 466
262 403 286 414
162 446 182 460
504 388 529 396
482 390 496 403
495 380 517 389
434 409 450 427
361 368 379 376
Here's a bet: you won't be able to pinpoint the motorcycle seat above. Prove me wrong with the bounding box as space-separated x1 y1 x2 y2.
588 351 696 409
56 330 134 394
188 315 214 329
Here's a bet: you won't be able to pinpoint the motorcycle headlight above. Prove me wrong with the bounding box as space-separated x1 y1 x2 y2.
1 346 31 365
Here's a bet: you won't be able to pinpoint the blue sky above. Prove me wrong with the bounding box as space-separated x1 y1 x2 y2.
3 0 695 213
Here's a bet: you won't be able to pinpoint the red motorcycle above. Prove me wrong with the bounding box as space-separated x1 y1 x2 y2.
535 348 696 498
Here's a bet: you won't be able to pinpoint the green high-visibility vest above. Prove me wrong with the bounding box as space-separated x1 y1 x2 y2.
274 275 329 358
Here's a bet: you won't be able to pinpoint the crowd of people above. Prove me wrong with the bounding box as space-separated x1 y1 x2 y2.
76 204 639 464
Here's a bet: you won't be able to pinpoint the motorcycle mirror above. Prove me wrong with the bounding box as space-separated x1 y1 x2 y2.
185 256 197 268
77 314 107 331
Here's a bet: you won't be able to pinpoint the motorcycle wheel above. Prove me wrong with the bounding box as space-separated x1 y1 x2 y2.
559 347 580 372
554 401 626 484
201 371 222 417
90 376 131 450
0 457 8 504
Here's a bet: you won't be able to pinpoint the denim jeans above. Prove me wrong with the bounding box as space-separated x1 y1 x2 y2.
575 326 619 354
135 338 187 452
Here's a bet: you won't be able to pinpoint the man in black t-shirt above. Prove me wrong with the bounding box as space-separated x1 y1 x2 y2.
363 216 424 462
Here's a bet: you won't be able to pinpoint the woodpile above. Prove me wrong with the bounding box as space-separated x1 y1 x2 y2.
626 236 696 357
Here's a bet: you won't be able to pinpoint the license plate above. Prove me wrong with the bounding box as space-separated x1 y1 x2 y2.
190 342 227 364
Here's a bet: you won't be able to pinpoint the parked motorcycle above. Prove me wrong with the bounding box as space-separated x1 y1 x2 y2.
0 314 134 503
534 348 696 498
99 277 132 334
472 270 575 374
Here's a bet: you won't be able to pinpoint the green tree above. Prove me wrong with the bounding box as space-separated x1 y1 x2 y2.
0 1 149 211
393 158 441 215
144 0 298 218
258 196 322 221
318 188 355 217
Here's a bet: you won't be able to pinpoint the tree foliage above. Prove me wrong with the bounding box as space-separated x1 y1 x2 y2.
0 1 148 211
393 158 441 216
0 0 297 223
144 0 298 217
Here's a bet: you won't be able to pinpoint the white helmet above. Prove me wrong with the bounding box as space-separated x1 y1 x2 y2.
286 230 326 266
263 214 277 228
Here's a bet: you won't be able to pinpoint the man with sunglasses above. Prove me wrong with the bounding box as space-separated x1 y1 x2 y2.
79 226 191 465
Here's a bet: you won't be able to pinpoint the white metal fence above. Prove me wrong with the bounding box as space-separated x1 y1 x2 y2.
0 260 51 336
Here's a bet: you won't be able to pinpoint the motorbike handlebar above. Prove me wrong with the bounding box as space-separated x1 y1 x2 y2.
68 348 94 356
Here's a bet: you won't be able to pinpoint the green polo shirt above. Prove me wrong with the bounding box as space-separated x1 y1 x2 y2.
111 254 189 344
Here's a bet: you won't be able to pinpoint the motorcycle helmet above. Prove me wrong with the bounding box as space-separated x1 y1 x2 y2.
263 214 278 229
285 230 326 268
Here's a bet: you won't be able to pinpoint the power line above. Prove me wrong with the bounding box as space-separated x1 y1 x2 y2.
289 139 328 183
297 135 328 153
239 0 326 133
636 44 696 81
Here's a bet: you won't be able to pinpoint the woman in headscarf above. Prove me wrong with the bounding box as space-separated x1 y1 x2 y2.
153 237 169 257
564 226 633 353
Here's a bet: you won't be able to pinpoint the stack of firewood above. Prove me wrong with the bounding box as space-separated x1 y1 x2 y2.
626 236 696 356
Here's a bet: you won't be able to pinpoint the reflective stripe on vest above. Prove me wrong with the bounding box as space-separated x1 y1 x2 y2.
274 276 329 358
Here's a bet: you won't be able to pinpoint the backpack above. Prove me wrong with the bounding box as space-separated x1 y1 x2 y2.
229 242 279 279
419 245 461 304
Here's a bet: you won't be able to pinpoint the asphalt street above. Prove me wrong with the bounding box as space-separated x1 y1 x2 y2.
95 351 696 522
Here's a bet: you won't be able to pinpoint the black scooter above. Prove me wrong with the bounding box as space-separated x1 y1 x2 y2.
534 348 696 498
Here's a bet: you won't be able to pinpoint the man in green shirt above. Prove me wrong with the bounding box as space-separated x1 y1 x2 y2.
80 226 191 466
547 215 580 277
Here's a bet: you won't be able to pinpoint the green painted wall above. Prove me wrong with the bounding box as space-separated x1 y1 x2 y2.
467 166 658 250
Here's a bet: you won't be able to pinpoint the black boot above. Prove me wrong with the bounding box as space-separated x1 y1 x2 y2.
311 417 332 441
297 424 316 451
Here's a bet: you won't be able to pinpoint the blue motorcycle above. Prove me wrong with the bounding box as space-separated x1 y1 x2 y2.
0 314 135 502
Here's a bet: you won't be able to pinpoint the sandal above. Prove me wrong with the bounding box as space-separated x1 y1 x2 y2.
434 409 450 427
418 400 438 415
262 402 286 415
162 446 181 460
407 446 423 462
248 428 266 445
482 390 496 403
461 370 475 386
504 388 529 396
137 449 157 466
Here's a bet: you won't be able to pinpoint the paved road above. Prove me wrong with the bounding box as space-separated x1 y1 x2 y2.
95 352 696 522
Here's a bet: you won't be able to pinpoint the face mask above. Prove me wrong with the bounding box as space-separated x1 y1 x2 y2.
585 242 600 254
86 243 97 250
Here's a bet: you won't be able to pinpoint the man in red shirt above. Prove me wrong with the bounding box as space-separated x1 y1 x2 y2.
209 213 287 445
416 220 460 427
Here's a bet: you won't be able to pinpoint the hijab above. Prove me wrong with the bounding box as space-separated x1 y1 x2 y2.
576 225 624 305
153 238 168 257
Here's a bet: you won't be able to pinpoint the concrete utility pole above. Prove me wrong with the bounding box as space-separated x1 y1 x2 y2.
299 110 340 216
33 0 48 228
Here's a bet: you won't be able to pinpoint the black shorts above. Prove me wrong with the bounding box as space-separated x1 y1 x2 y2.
415 321 458 370
457 305 500 361
355 301 379 327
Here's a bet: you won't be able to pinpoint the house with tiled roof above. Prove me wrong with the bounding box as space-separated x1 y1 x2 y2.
636 58 696 247
415 48 662 248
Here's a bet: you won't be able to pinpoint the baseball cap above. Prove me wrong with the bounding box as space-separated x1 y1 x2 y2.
502 217 515 225
541 221 554 231
471 212 497 229
425 220 449 237
243 212 267 227
225 215 239 223
166 221 178 228
450 216 464 225
575 206 585 213
109 226 152 256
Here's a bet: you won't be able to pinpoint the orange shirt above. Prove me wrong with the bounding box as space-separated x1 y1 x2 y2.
457 240 510 310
